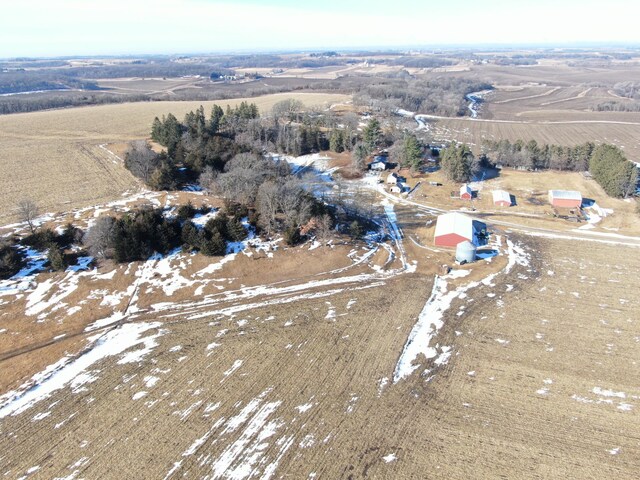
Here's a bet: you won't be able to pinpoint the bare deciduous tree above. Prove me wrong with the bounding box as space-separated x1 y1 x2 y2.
316 214 333 245
198 166 217 194
124 140 159 183
17 198 39 234
351 142 368 172
256 181 280 236
278 179 303 228
83 216 116 259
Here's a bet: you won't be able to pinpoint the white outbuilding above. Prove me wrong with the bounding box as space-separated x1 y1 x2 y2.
492 189 512 207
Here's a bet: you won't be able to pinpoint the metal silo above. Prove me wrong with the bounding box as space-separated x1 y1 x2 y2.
455 240 477 264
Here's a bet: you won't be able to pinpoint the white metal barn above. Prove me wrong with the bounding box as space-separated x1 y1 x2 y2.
434 212 486 247
492 190 512 207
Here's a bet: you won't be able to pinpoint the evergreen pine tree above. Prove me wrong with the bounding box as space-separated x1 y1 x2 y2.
226 216 247 242
363 118 382 151
201 230 227 256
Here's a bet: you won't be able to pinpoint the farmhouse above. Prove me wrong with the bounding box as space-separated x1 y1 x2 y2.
548 190 582 208
492 189 512 207
434 212 486 247
460 184 473 200
369 156 388 171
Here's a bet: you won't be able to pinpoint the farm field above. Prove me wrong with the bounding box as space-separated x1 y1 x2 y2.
1 186 638 478
430 117 640 163
482 85 640 122
0 92 349 223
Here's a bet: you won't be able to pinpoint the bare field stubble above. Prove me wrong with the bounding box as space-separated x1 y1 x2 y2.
1 206 638 478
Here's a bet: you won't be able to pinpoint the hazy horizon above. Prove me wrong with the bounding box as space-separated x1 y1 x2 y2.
2 0 640 58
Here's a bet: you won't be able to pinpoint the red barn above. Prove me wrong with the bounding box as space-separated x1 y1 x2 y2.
460 184 473 200
434 212 486 247
548 190 582 208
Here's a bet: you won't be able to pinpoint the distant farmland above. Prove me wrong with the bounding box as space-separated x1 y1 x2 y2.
0 92 349 223
432 117 640 162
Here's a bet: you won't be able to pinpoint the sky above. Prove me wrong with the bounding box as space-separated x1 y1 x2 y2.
2 0 640 58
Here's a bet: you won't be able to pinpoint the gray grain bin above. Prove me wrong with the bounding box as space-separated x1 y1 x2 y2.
455 240 476 264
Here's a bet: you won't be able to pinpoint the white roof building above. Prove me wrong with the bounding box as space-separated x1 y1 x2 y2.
492 190 512 206
434 212 486 247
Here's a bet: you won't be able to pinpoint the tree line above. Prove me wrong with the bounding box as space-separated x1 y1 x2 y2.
481 139 595 172
481 139 637 198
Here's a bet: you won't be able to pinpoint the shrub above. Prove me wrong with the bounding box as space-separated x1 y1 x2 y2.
112 208 182 263
223 199 248 218
205 212 229 239
348 220 363 240
181 221 202 250
0 242 24 279
22 228 58 250
176 201 197 221
47 245 68 271
59 223 83 247
283 225 301 246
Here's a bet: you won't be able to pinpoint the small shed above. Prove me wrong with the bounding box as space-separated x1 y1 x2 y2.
492 189 512 207
434 212 486 247
548 190 582 208
460 184 473 200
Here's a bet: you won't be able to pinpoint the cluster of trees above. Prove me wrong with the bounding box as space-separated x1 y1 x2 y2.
588 144 638 198
84 204 250 262
389 134 424 172
124 141 178 190
612 81 640 100
0 70 99 95
200 152 333 242
482 139 637 198
0 91 150 115
136 100 376 192
592 101 640 112
440 144 480 182
481 139 595 172
353 77 492 117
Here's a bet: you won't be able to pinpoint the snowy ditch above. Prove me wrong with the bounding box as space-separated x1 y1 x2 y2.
393 239 531 383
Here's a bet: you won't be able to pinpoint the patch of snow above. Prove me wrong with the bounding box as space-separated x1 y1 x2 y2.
223 360 243 378
0 322 163 418
295 403 313 414
382 453 397 463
